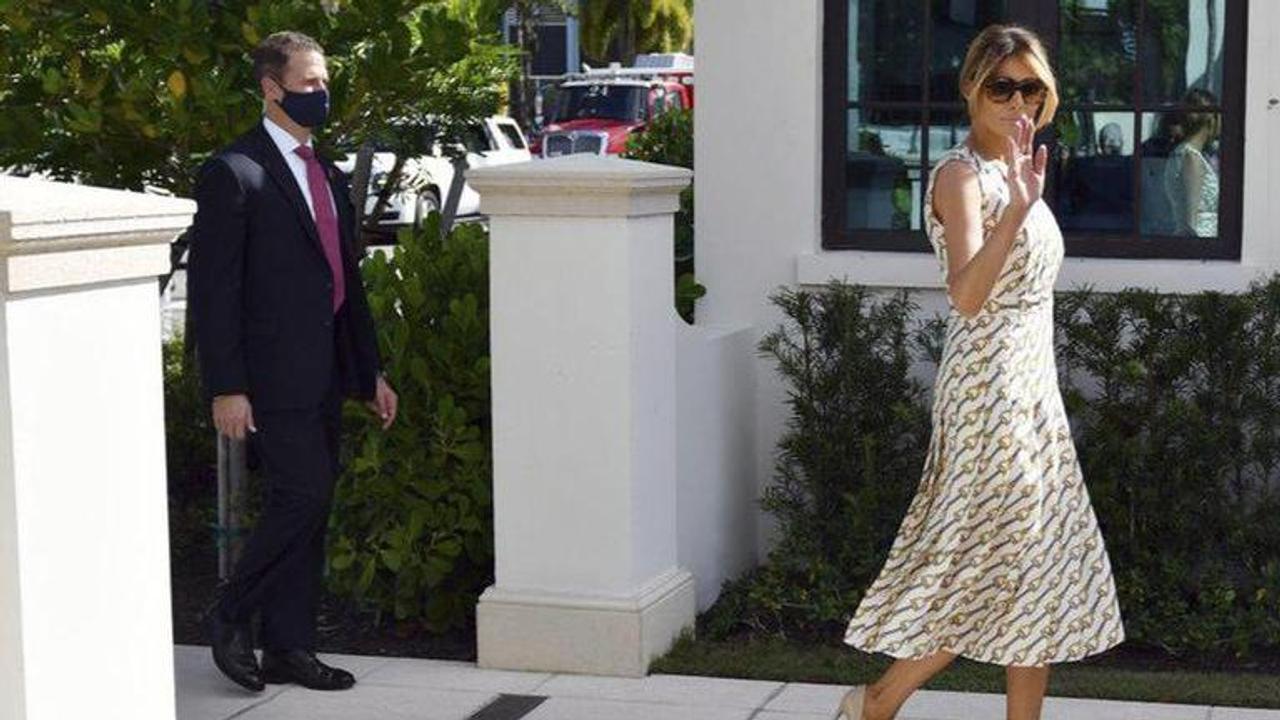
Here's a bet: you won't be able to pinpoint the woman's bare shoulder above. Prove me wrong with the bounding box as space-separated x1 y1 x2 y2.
934 156 980 191
932 158 982 221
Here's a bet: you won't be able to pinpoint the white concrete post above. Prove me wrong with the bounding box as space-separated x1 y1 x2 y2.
0 176 193 720
468 155 697 677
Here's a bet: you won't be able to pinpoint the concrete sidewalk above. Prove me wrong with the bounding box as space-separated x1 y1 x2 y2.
174 645 1280 720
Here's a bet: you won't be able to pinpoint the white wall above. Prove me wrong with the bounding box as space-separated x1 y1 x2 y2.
694 0 1280 564
1239 0 1280 271
695 0 826 558
1 282 174 720
675 322 757 611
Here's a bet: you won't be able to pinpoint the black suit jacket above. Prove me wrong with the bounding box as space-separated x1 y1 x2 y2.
189 121 382 410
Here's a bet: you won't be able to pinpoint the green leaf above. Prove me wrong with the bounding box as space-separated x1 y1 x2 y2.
437 537 462 558
358 557 377 594
410 356 431 389
41 68 63 94
380 547 403 572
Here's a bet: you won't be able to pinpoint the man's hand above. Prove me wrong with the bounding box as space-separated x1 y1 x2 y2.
213 394 256 441
367 376 398 430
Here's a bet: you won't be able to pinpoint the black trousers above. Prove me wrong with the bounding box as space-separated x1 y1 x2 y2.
217 370 343 652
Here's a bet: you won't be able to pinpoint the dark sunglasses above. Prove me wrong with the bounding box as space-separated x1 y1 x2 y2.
983 76 1048 105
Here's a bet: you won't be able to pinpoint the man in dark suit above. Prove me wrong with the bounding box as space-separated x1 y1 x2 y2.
189 31 397 692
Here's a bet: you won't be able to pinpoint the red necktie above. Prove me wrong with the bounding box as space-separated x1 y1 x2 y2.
293 144 346 312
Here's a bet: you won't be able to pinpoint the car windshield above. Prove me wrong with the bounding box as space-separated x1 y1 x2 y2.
497 122 526 150
459 124 490 154
553 84 647 123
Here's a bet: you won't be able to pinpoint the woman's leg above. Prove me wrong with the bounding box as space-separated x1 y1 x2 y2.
862 651 958 720
1005 664 1051 720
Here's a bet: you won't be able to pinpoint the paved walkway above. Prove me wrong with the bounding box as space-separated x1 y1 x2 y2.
175 645 1280 720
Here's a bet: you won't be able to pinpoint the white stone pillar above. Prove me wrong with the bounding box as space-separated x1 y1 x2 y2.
468 155 696 677
0 176 193 720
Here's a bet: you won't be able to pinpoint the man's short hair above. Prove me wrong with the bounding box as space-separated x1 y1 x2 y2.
251 31 325 83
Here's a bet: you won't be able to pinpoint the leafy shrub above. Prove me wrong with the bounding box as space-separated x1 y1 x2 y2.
326 216 493 632
1054 283 1280 658
703 283 934 640
163 336 218 565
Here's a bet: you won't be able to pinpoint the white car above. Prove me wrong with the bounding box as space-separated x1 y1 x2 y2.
337 115 531 233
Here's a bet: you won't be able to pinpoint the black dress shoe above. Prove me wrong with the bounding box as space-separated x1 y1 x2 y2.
261 649 356 691
207 613 264 692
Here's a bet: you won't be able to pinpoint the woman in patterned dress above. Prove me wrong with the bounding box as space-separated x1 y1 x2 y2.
1163 88 1221 238
836 25 1125 720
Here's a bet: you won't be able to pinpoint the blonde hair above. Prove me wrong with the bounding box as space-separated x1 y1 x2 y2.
959 24 1059 130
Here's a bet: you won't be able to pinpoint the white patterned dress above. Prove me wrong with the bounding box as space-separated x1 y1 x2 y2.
841 142 1126 666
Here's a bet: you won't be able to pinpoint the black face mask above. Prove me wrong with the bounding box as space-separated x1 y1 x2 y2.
271 78 330 128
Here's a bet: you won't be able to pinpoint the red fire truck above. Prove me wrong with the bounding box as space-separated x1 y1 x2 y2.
531 53 694 158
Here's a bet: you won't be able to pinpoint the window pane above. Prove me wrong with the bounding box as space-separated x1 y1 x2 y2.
1049 111 1135 233
927 107 971 160
1139 111 1220 237
1140 0 1226 106
930 0 1009 102
1059 0 1136 104
848 0 924 102
846 108 924 230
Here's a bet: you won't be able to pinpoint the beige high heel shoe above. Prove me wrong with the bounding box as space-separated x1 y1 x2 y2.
839 684 868 719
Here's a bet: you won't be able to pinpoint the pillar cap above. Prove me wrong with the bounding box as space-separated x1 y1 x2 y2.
0 175 194 293
468 155 692 218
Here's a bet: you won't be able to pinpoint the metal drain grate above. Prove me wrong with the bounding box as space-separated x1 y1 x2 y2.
465 693 549 720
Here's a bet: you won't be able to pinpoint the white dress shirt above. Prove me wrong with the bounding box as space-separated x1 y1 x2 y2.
262 115 335 221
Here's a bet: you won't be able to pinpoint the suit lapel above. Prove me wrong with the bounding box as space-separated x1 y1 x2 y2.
250 122 325 259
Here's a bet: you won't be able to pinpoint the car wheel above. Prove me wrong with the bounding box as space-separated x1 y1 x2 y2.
414 190 441 228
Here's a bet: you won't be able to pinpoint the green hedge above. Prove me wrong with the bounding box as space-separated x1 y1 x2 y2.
1055 283 1280 657
703 279 1280 661
164 335 218 570
326 217 493 632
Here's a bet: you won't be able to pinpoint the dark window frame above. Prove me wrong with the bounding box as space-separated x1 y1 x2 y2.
821 0 1248 260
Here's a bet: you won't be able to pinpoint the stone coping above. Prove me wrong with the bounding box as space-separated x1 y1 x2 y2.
0 175 194 292
468 155 692 218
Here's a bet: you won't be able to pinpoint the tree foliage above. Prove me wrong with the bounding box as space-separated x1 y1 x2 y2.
0 0 516 196
577 0 693 66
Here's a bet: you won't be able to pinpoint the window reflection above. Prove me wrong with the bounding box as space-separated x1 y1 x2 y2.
848 0 923 102
845 109 923 231
1141 91 1221 238
1059 0 1136 104
930 0 1009 102
1051 112 1134 233
1141 0 1226 105
928 109 971 166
